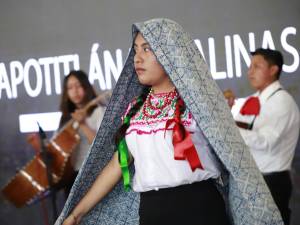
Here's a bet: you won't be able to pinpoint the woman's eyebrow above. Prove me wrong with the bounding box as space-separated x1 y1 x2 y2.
133 42 150 47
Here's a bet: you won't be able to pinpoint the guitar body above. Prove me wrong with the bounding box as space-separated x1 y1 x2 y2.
2 122 80 207
1 91 111 207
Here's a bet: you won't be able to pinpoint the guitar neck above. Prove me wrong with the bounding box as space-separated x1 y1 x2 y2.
82 90 111 112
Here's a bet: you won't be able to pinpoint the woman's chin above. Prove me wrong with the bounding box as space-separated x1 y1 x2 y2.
138 78 151 86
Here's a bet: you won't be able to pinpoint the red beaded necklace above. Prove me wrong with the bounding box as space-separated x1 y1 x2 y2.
142 88 178 119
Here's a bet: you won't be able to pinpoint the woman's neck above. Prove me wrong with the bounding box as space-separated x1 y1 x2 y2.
151 83 175 94
75 103 84 109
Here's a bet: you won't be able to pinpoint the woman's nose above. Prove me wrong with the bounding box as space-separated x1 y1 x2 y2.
134 51 143 64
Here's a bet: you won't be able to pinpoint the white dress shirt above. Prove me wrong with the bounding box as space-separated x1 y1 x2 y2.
232 81 300 173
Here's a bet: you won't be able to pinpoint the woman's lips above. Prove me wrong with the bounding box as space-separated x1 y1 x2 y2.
73 96 82 102
135 68 146 75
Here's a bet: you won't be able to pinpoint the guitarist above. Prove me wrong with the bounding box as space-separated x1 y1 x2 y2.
57 70 106 198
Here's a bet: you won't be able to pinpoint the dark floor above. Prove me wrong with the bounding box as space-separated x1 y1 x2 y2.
1 155 300 225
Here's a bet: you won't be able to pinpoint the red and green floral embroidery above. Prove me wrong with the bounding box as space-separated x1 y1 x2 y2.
124 89 192 135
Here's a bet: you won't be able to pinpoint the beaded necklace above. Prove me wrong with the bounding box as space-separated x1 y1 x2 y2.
142 88 178 119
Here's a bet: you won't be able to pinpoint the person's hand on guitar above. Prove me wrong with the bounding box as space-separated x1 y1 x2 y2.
223 89 235 108
71 109 87 124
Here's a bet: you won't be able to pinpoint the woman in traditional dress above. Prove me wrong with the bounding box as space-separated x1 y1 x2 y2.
57 18 283 225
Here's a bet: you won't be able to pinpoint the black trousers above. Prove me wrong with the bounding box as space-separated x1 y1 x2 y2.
263 171 292 225
139 179 231 225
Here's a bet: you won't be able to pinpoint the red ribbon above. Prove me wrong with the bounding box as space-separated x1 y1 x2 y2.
165 98 203 171
240 96 260 116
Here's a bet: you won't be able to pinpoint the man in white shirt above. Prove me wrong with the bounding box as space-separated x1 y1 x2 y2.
230 48 300 225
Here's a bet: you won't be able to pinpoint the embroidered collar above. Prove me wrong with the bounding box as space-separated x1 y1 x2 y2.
142 88 178 120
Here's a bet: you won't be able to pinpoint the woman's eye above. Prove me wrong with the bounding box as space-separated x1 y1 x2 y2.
144 47 151 52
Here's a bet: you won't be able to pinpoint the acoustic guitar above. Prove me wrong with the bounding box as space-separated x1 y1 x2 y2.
1 91 111 207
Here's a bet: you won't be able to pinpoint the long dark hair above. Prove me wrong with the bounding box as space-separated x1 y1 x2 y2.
59 70 97 127
115 87 150 145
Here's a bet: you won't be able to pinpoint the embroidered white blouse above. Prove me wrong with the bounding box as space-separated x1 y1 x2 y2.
124 92 221 192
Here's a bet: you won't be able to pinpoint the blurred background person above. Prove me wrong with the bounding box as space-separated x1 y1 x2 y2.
58 70 106 197
227 48 300 225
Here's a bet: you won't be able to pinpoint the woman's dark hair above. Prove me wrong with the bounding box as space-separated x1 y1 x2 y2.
115 87 150 146
59 70 97 127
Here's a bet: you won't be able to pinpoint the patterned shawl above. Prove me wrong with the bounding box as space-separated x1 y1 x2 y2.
55 18 283 225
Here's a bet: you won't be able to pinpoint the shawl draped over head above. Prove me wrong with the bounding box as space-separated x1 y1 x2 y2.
55 18 283 225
